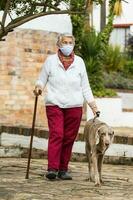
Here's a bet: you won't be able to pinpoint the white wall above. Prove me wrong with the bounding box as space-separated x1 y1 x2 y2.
1 132 133 158
118 92 133 110
109 28 130 51
20 14 72 33
87 98 133 127
0 11 72 33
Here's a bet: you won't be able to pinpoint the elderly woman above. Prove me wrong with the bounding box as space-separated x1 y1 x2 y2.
34 33 99 180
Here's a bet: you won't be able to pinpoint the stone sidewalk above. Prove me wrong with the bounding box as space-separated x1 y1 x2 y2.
0 158 133 200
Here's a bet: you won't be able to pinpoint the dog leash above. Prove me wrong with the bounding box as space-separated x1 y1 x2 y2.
93 111 100 123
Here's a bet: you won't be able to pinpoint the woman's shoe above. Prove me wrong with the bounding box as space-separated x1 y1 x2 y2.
58 171 72 180
45 170 58 180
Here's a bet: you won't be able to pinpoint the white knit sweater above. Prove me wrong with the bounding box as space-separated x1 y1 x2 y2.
36 53 94 108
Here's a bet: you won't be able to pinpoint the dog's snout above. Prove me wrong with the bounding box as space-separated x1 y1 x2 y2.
105 140 110 146
105 143 109 147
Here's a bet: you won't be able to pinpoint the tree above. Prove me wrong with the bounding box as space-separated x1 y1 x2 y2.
70 0 104 53
0 0 86 41
0 0 108 41
70 0 85 53
100 0 106 31
70 0 125 96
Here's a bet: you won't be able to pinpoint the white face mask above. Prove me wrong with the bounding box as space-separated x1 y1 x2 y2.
60 44 74 56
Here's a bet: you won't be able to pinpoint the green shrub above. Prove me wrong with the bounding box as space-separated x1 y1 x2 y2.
93 88 117 97
80 31 104 91
103 45 126 72
78 31 117 97
126 34 133 59
122 60 133 78
104 72 133 90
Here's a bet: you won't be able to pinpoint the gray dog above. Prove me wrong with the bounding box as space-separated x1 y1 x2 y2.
84 118 114 186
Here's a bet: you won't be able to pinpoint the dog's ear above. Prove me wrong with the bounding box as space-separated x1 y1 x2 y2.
109 128 114 137
96 127 103 144
96 130 100 145
96 135 99 145
111 130 114 141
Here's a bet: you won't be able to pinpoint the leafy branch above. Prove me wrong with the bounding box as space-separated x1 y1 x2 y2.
0 0 85 41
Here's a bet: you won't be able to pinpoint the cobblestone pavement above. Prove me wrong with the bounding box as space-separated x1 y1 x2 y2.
0 158 133 200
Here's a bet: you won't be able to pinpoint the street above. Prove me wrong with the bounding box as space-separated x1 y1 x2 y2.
0 158 133 200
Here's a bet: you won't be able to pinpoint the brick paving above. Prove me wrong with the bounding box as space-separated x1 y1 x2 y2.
0 158 133 200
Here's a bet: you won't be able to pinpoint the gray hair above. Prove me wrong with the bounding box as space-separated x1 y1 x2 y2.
57 33 75 47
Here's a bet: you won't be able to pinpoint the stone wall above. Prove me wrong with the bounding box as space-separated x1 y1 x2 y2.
0 29 58 128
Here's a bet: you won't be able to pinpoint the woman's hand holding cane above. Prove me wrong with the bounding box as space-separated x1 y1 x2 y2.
34 85 42 96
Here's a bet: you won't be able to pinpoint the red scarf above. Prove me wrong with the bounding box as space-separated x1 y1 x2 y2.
58 49 74 70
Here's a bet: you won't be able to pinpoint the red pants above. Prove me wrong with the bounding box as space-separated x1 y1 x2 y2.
46 105 82 171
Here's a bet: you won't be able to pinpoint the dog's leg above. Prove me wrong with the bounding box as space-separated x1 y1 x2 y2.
98 154 104 184
86 144 93 182
88 154 93 182
92 153 101 186
85 143 91 181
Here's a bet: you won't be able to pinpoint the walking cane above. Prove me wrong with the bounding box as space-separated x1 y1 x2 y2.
25 89 42 179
